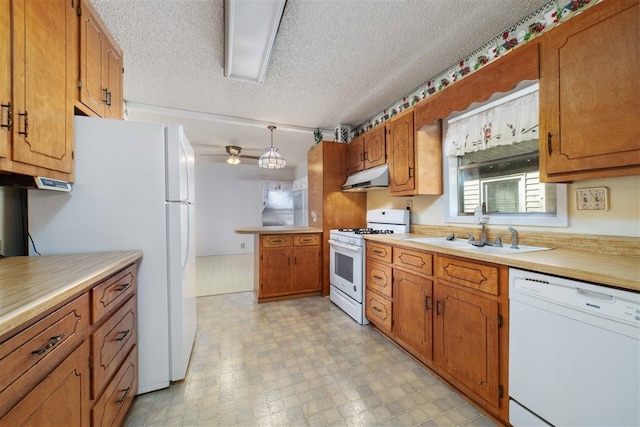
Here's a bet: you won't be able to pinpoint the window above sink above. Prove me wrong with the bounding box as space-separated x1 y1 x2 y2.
443 82 568 227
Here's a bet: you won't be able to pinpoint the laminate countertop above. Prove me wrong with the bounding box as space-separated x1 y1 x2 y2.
235 226 323 234
365 234 640 293
0 251 143 339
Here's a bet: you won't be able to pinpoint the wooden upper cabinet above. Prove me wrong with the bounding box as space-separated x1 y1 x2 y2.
0 0 9 161
387 110 415 194
539 0 640 182
3 0 75 177
364 125 386 169
79 0 123 119
347 126 386 174
347 135 365 174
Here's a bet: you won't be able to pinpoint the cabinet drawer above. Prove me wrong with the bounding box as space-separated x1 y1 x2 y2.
365 289 392 333
0 293 89 416
367 242 392 263
294 233 320 246
92 345 137 427
436 256 498 295
366 260 393 298
394 247 433 277
262 235 291 248
92 295 137 397
91 263 137 324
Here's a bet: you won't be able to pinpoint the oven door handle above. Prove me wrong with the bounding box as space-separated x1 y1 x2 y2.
328 239 362 253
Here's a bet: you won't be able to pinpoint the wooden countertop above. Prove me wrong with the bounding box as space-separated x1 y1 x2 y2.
0 251 143 339
365 234 640 293
234 226 323 234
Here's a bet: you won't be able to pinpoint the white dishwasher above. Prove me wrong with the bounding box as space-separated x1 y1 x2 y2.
509 268 640 427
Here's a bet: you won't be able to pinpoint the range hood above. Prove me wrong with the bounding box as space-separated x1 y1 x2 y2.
0 174 72 192
342 164 389 192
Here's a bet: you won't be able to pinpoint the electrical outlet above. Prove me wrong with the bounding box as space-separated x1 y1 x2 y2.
576 187 608 211
0 239 2 254
406 200 413 211
241 243 245 249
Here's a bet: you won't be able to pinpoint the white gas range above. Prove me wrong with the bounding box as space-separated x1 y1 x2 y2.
328 209 410 324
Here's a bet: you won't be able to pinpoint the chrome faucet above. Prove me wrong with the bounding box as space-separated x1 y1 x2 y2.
508 227 519 249
467 203 503 247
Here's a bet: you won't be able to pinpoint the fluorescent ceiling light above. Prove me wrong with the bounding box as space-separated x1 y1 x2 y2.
224 0 286 84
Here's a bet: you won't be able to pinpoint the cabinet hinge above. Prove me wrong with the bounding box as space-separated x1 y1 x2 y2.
122 67 125 74
499 385 504 399
498 314 503 328
76 5 82 16
88 355 92 369
72 151 75 160
77 79 83 89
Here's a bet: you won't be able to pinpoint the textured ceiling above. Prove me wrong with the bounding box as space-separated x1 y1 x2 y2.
89 0 550 170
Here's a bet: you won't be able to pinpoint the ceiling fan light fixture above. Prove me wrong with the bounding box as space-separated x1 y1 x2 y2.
226 155 241 165
259 125 286 169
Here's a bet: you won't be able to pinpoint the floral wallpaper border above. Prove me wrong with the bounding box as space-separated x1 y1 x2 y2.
350 0 602 139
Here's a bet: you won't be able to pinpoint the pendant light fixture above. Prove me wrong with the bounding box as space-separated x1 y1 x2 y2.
258 125 286 169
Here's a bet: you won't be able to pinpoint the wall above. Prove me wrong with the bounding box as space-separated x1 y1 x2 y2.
368 175 640 238
195 159 295 256
0 188 25 256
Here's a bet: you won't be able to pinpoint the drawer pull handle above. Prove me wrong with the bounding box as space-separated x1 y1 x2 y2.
271 239 283 243
372 306 382 313
116 387 131 403
115 330 130 342
114 283 130 292
31 334 64 356
372 250 383 255
373 275 383 280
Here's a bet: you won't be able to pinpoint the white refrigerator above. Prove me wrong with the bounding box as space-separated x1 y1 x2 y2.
28 116 197 394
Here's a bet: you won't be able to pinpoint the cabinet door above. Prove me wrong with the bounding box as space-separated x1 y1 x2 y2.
363 125 386 169
347 136 364 174
292 246 321 292
260 248 292 297
434 283 499 407
394 270 433 363
0 341 91 427
540 0 640 181
104 41 123 119
79 0 106 117
11 0 74 173
388 111 415 194
0 0 9 160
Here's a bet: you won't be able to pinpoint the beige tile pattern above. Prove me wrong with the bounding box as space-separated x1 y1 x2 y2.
196 254 254 297
124 292 497 427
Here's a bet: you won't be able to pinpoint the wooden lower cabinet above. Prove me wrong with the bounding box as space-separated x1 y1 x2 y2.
393 269 433 364
0 340 91 427
365 241 508 424
0 261 139 426
256 233 322 302
433 282 500 407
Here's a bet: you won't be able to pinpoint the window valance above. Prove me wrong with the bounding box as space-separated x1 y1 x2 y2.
445 90 539 157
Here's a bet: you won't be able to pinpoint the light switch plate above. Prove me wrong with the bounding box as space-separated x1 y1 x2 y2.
576 187 608 211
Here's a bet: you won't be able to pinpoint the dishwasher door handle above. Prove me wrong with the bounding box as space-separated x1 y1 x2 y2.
576 288 615 302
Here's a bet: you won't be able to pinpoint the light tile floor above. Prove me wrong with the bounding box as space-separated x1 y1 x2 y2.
196 254 254 297
124 292 498 427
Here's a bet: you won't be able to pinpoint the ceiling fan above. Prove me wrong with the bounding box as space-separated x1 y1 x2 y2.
201 145 261 165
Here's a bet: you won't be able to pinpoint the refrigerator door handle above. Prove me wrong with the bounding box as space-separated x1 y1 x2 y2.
177 137 191 203
182 202 191 277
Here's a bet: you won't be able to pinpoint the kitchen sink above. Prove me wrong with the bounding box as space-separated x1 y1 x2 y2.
402 237 552 254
